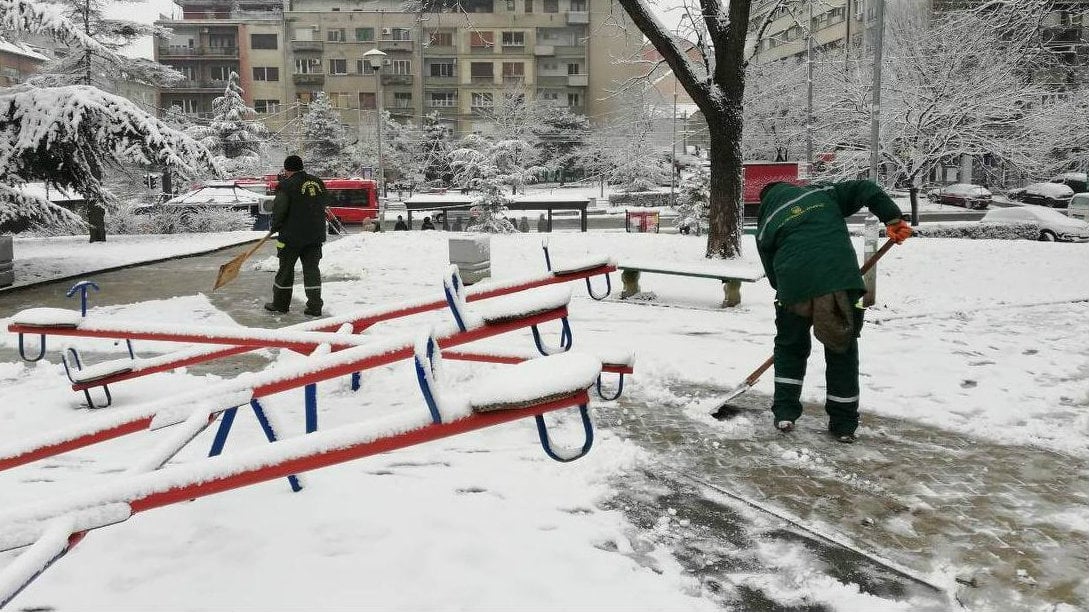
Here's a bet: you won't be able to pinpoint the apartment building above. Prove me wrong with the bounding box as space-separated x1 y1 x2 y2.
155 0 288 129
0 39 48 87
156 0 642 138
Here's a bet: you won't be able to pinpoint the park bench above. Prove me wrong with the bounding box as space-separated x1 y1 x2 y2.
617 260 766 307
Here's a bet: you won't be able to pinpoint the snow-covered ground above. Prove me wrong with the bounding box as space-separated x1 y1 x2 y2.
0 228 1086 609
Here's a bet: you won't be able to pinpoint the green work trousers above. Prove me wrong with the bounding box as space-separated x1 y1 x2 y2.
771 292 864 436
271 242 323 312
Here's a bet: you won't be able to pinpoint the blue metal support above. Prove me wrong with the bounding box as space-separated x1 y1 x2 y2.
443 268 469 332
60 347 113 409
207 401 302 493
413 335 443 424
351 371 362 391
65 280 100 316
531 317 573 356
17 333 47 362
542 242 553 271
585 273 612 300
305 383 318 433
595 372 626 401
534 404 594 462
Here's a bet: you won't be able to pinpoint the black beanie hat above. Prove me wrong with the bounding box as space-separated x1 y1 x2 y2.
283 155 304 172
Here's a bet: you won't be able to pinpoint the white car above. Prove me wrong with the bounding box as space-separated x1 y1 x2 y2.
982 205 1089 242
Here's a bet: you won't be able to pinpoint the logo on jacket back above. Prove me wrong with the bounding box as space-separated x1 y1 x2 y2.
301 180 324 197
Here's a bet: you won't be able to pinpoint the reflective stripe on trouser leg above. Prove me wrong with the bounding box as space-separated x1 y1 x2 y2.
271 244 299 310
772 303 812 423
300 243 323 311
824 338 860 436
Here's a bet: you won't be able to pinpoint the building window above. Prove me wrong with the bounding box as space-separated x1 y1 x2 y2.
210 65 232 81
502 61 524 81
327 28 346 42
470 62 494 80
250 34 277 49
570 0 586 10
524 0 533 12
171 98 200 114
471 92 493 108
355 28 374 41
293 27 314 41
394 92 412 108
252 66 279 81
470 31 495 48
329 92 350 108
543 0 558 13
429 62 455 77
567 92 581 107
430 92 456 107
296 91 316 104
506 0 515 10
359 92 376 109
254 99 280 113
429 31 453 47
390 27 411 41
567 62 581 74
501 31 525 46
295 58 321 73
208 34 235 48
356 59 376 74
540 91 559 102
391 59 411 75
329 59 348 75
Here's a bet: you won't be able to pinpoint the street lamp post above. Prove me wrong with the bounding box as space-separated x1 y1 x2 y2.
363 48 388 230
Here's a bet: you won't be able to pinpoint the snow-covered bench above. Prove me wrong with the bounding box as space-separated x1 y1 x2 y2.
617 260 766 307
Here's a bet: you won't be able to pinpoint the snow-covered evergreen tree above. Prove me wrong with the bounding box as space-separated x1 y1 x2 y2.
24 0 182 89
0 0 215 232
302 92 350 176
187 71 268 178
449 134 517 233
419 113 454 186
675 167 709 235
532 106 589 183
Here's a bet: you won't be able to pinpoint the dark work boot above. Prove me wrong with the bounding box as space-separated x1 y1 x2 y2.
304 288 323 317
264 302 288 313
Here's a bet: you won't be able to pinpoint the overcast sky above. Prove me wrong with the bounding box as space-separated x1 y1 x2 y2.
112 0 682 59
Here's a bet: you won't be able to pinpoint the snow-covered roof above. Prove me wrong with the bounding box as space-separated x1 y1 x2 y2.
0 38 49 62
164 186 272 206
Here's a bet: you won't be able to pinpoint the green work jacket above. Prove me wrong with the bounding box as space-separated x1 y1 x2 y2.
272 171 330 247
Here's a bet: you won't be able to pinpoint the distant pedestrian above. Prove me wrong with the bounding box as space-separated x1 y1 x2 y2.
754 180 912 443
266 155 329 317
394 215 408 231
421 216 435 230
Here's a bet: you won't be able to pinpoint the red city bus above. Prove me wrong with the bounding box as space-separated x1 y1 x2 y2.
263 176 379 224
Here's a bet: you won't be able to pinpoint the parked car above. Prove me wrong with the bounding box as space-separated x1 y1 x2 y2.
1050 172 1088 194
1069 193 1089 221
1006 182 1075 208
925 183 992 209
134 182 274 229
982 205 1089 242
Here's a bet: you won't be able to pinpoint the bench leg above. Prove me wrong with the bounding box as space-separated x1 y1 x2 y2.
722 280 742 308
620 270 641 299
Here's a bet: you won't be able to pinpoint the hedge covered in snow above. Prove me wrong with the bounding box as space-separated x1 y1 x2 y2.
908 222 1040 240
608 191 670 208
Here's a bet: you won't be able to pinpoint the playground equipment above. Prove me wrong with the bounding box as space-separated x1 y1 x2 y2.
0 260 634 606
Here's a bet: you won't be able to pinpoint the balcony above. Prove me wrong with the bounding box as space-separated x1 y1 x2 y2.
378 39 414 53
470 75 495 84
173 79 230 90
290 40 323 52
536 75 567 87
157 45 239 58
381 74 414 86
567 74 587 87
554 44 586 56
424 44 457 56
428 105 459 118
425 75 458 86
388 106 415 117
502 75 527 85
292 72 325 85
533 44 555 56
566 11 589 24
470 44 496 53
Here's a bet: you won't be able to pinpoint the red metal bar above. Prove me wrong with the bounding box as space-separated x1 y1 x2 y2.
443 350 634 375
130 390 589 514
7 325 353 354
0 418 153 472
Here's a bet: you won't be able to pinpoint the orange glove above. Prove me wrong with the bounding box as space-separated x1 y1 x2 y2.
886 220 912 244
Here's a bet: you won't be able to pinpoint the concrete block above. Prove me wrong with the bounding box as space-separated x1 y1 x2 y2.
0 235 12 262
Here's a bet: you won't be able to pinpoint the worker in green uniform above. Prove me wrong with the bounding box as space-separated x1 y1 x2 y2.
265 155 330 317
756 180 912 443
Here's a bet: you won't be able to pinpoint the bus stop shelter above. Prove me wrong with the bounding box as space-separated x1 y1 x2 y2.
402 194 592 232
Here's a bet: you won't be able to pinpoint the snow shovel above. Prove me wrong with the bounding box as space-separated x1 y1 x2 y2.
710 237 898 420
213 231 274 291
